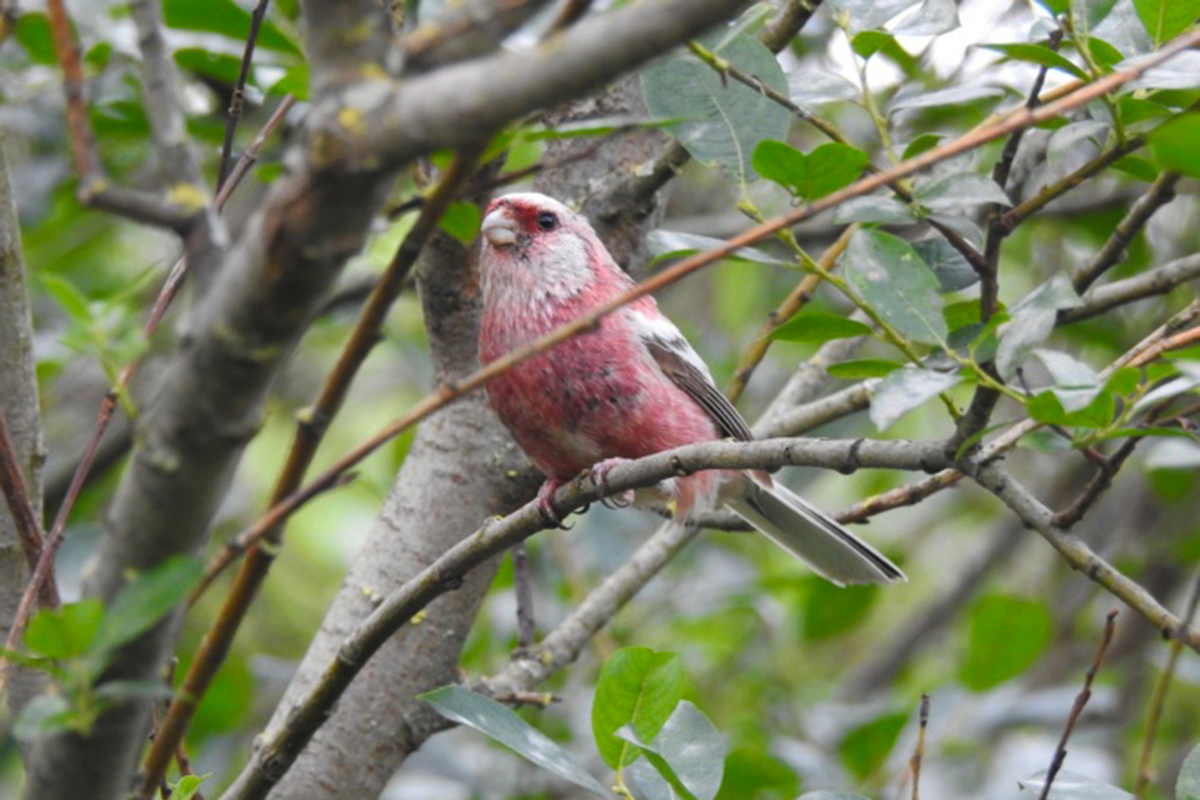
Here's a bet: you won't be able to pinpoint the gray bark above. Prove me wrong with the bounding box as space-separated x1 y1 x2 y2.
0 141 46 716
261 233 538 800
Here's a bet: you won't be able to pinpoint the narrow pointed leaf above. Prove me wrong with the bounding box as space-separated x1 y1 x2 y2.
421 685 608 797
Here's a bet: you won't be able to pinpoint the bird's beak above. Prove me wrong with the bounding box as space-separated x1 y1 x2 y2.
481 208 518 247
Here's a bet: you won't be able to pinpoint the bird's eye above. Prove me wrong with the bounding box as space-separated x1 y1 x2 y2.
536 211 558 231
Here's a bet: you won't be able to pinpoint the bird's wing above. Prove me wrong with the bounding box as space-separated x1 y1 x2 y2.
630 307 754 442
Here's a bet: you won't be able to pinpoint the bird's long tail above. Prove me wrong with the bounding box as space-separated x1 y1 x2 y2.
724 477 905 586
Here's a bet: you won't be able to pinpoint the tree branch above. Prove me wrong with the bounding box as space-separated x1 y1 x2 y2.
965 460 1200 651
129 0 205 189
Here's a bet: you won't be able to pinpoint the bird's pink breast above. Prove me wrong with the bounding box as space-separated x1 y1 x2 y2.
480 297 722 482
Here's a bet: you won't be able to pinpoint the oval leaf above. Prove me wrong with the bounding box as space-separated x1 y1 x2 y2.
915 172 1011 210
642 33 791 184
617 701 725 800
869 367 962 430
592 647 686 769
88 556 203 663
421 685 609 797
827 359 901 379
1176 742 1200 800
960 594 1052 691
770 312 873 344
753 141 870 200
844 229 948 345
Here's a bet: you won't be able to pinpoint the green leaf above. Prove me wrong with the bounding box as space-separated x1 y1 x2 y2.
891 0 958 36
163 0 301 54
980 43 1088 79
840 712 907 779
870 367 962 430
799 794 875 800
752 141 870 200
803 580 880 641
914 172 1011 210
439 201 481 245
960 594 1052 690
716 748 798 800
770 312 872 344
175 48 245 85
902 133 944 160
1105 367 1140 396
913 237 979 292
645 230 790 267
40 274 92 323
269 62 309 100
642 32 791 184
1176 742 1200 800
833 196 918 225
1133 0 1200 45
420 685 608 796
1111 155 1158 181
25 600 104 660
827 359 902 379
13 694 77 740
15 12 56 65
618 701 725 800
172 774 211 800
1150 113 1200 179
851 30 895 59
995 274 1081 378
1034 349 1098 387
592 647 686 769
1027 389 1115 428
1132 363 1200 413
88 556 203 663
844 229 947 345
889 84 1005 113
831 0 924 32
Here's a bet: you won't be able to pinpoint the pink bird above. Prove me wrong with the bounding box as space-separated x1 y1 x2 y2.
478 192 903 586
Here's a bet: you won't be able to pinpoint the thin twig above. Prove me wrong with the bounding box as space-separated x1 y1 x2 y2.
725 227 851 404
1133 571 1200 798
909 694 931 800
45 0 98 178
217 0 273 190
1073 171 1181 293
0 412 52 602
1037 610 1118 800
513 542 536 649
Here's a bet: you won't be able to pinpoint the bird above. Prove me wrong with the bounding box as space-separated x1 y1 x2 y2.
477 191 904 586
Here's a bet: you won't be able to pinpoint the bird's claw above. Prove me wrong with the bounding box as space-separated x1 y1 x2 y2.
536 480 572 529
591 458 635 510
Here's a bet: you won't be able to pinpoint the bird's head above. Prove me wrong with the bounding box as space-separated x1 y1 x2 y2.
479 192 615 301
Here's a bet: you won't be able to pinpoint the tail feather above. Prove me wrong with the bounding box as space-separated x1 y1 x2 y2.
725 479 905 586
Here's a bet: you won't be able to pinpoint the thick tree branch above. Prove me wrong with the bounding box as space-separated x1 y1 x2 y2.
130 0 205 190
1072 171 1181 293
1061 253 1200 324
402 0 556 72
352 0 754 168
0 141 46 717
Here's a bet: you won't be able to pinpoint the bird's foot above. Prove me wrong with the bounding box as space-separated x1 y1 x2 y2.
591 458 636 509
536 479 571 529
